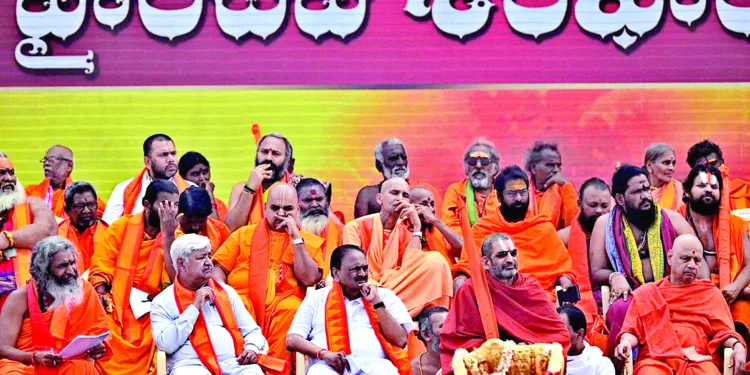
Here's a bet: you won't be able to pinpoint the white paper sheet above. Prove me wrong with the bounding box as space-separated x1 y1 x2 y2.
57 331 110 359
129 287 152 319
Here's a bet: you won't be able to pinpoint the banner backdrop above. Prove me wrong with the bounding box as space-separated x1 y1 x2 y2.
2 87 748 219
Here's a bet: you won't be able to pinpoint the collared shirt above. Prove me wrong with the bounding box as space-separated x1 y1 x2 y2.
287 286 414 373
151 282 267 374
103 173 194 224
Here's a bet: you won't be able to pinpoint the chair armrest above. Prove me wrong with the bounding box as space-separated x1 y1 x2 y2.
723 347 733 375
296 352 307 375
157 350 167 375
602 286 611 317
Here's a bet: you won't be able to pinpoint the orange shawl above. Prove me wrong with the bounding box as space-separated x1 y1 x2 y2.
468 210 575 301
24 281 112 374
173 278 290 375
325 282 411 375
619 279 745 371
321 217 343 279
111 213 166 341
729 177 750 210
441 179 500 236
344 214 413 283
424 227 453 269
215 198 229 222
528 181 578 230
57 219 108 273
202 217 232 254
567 215 599 330
246 220 291 330
652 179 685 212
122 168 189 216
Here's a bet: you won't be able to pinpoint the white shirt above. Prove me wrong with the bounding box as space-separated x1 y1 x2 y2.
151 282 267 374
288 286 414 374
566 342 615 375
103 172 194 224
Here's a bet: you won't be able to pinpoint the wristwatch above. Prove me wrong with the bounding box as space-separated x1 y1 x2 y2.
293 237 305 245
373 301 386 310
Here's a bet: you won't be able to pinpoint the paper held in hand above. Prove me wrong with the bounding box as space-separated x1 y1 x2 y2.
56 331 110 359
130 287 152 319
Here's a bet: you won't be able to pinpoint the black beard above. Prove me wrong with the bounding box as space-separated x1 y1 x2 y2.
152 168 172 180
690 196 720 216
148 210 161 229
500 200 529 222
625 202 656 231
257 160 286 182
579 214 599 234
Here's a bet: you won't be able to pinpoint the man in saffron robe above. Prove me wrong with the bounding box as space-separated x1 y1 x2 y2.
558 178 612 327
226 133 294 231
409 187 463 286
212 183 324 363
687 140 750 210
152 234 269 375
343 178 452 318
0 236 112 375
524 142 578 230
589 165 694 358
678 165 750 333
103 134 188 225
440 233 571 374
287 245 413 375
644 143 684 212
354 138 442 220
179 151 229 222
175 186 231 255
466 165 576 303
297 178 343 281
89 180 180 375
615 234 747 375
0 152 57 312
58 182 109 274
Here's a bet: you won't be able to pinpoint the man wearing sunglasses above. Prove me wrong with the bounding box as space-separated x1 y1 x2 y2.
440 233 571 374
468 165 577 304
25 145 106 222
442 138 501 291
524 141 579 230
686 139 750 211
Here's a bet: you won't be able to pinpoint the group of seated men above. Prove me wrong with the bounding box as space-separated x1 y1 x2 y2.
0 132 749 375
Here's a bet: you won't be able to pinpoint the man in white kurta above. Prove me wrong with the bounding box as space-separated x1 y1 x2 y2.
287 246 415 375
151 234 268 375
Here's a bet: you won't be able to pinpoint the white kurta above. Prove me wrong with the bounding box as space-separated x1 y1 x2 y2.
287 286 415 375
151 281 266 375
102 172 193 224
566 342 615 375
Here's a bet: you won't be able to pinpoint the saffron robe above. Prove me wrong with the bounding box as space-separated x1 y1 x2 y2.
25 177 107 221
57 219 108 274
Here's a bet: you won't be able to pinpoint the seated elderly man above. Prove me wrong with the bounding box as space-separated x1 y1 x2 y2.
151 234 269 375
286 245 414 375
410 307 448 375
614 234 748 375
0 236 112 375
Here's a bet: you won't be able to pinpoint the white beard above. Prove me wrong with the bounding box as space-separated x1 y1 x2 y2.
384 166 410 179
300 214 329 235
46 278 84 311
469 173 491 190
0 181 24 213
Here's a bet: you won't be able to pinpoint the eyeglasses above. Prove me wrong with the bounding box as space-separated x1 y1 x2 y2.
70 202 97 211
503 189 529 198
40 157 72 164
497 249 518 258
467 157 491 167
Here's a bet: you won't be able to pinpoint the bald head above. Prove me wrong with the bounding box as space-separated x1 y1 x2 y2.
265 183 300 230
378 178 410 216
43 145 74 186
409 187 436 218
668 234 703 285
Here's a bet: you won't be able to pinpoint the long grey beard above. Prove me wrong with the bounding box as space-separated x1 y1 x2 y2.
44 278 84 311
0 181 23 213
300 214 328 235
469 173 491 190
430 336 441 353
384 166 409 179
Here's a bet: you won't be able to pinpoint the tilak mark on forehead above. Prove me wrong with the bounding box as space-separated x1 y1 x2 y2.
0 157 13 170
498 238 515 252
